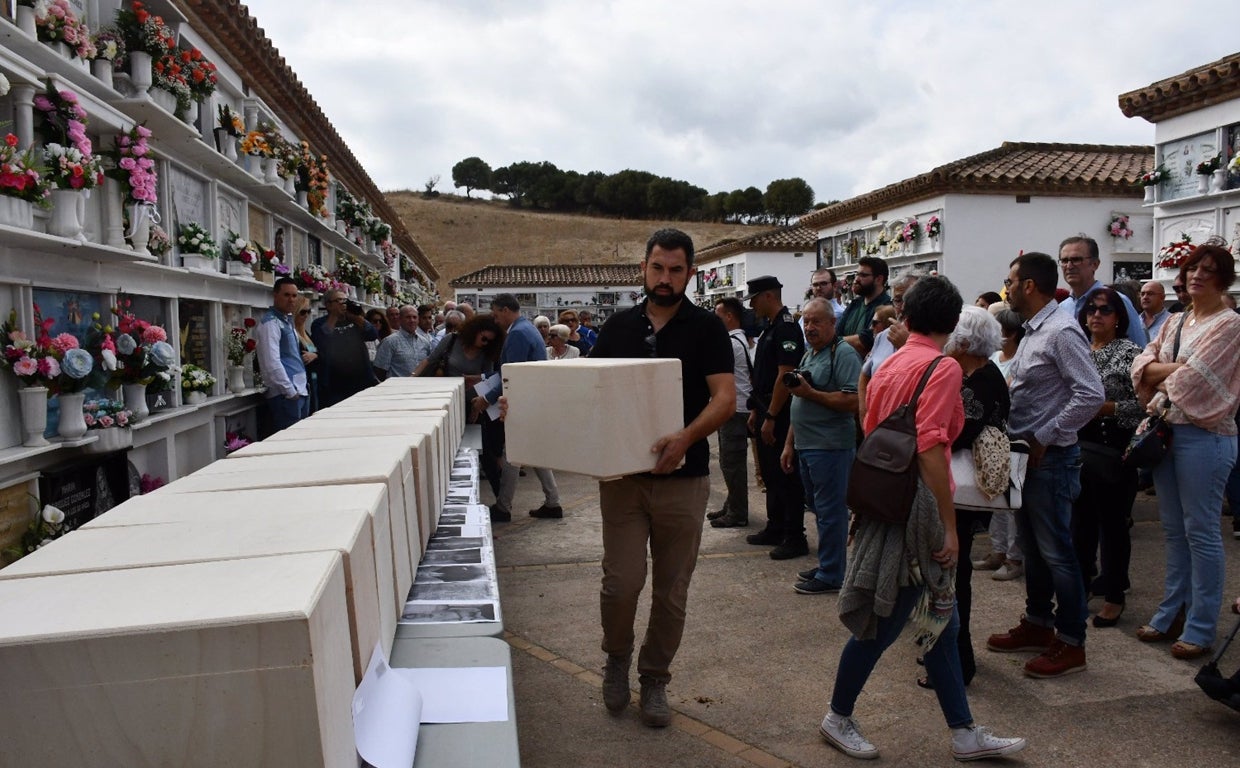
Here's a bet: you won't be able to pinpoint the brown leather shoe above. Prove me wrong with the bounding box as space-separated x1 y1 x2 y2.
1170 641 1211 660
1024 639 1086 678
986 618 1054 653
1136 608 1186 643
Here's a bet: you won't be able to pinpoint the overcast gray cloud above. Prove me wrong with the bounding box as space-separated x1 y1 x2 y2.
241 0 1237 203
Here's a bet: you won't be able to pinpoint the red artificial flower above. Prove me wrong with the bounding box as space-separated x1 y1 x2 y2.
4 134 16 147
243 317 256 328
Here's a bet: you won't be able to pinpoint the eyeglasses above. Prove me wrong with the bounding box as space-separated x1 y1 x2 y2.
856 272 874 280
1173 284 1187 292
811 281 833 288
1085 305 1116 316
1059 256 1087 266
1002 277 1029 289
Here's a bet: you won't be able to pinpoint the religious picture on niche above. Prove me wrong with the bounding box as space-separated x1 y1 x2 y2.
33 289 108 436
177 298 210 369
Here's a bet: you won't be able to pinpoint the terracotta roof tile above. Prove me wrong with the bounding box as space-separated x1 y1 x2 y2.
450 264 642 288
799 142 1152 231
1119 52 1240 123
697 224 817 262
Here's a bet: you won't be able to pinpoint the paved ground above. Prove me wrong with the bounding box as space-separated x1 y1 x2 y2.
489 456 1240 767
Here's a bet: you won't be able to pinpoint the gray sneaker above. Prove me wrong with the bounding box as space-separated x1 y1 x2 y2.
951 724 1026 761
992 561 1024 581
639 680 671 727
819 713 879 759
602 654 631 714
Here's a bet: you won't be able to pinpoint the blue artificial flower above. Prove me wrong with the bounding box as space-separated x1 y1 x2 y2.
116 333 138 356
62 348 95 379
148 341 177 368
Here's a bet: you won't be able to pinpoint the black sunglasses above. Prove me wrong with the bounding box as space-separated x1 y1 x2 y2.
1086 305 1116 316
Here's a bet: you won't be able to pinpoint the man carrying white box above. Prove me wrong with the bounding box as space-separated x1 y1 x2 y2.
589 228 735 728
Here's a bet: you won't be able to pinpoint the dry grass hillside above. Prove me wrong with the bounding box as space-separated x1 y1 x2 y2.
384 192 762 297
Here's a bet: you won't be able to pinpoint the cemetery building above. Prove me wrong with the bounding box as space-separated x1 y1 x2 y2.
692 225 818 309
450 263 642 322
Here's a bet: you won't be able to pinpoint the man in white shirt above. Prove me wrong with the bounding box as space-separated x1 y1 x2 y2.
708 296 753 528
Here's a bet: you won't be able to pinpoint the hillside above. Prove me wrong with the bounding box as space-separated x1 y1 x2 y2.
384 192 764 297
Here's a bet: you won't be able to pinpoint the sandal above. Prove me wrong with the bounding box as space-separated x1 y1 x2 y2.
1136 624 1172 642
1170 641 1212 660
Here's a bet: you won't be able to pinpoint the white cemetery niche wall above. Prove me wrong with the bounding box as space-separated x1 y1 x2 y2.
218 190 245 246
249 204 268 246
1226 206 1240 255
1157 211 1216 254
291 227 307 270
169 165 209 233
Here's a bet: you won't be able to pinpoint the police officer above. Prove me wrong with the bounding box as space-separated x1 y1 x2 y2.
742 275 808 560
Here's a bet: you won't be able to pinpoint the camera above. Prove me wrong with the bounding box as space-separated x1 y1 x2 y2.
782 370 808 388
345 299 363 315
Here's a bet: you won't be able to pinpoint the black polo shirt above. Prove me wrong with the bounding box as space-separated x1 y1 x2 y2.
591 298 733 477
752 306 804 403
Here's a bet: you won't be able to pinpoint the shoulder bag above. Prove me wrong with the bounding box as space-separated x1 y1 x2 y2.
1122 314 1185 470
419 334 457 377
846 356 943 525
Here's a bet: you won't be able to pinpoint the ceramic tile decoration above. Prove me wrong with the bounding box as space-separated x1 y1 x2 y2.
501 359 684 478
0 552 356 766
1 508 384 684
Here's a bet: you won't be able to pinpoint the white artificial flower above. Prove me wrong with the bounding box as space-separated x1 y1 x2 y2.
41 504 65 525
0 73 10 98
101 348 117 371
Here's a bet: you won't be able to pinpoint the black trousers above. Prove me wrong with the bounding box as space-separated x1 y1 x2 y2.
754 412 804 540
479 413 505 499
1072 443 1137 604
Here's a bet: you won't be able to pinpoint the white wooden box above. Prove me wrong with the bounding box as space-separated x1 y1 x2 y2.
285 416 446 525
328 395 459 454
1 508 383 684
304 411 447 493
230 435 436 554
78 485 397 665
502 358 684 478
0 552 355 767
164 453 416 613
361 378 464 446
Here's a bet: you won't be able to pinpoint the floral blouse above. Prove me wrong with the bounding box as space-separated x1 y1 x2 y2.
1089 338 1142 433
1133 309 1240 435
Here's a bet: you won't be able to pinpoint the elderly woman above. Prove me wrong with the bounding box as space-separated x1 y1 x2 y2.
913 305 1008 691
1133 243 1240 660
974 308 1026 580
546 323 580 360
1072 287 1142 628
820 276 1024 762
559 309 593 355
533 315 552 345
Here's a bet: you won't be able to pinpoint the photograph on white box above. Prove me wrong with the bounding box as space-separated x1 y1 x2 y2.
401 601 498 624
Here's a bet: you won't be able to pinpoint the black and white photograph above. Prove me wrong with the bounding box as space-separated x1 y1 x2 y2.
426 536 488 552
400 602 497 624
407 580 495 601
420 547 485 566
433 525 463 538
416 564 490 584
438 513 466 526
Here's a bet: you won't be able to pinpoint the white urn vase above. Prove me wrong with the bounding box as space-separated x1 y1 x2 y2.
48 188 88 242
19 386 50 447
123 382 150 423
56 392 88 440
227 365 247 393
129 51 153 92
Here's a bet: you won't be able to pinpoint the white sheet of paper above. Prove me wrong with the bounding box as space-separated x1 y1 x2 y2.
353 642 422 768
390 666 509 723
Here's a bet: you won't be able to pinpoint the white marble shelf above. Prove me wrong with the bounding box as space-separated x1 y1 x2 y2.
1143 186 1240 208
0 434 100 465
0 223 159 266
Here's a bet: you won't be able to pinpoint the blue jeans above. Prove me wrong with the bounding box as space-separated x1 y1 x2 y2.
830 585 972 728
267 394 308 432
798 448 854 586
1016 444 1087 645
1150 424 1236 647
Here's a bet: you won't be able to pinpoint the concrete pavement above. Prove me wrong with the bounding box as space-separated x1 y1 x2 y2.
491 460 1240 767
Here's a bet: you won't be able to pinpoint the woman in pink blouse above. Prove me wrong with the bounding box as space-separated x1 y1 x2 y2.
1133 243 1240 660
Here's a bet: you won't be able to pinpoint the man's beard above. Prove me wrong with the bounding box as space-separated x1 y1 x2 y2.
854 281 875 299
646 281 684 307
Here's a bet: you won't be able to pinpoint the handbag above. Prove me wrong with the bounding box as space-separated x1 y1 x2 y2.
952 440 1030 511
419 335 457 377
1122 315 1185 470
846 357 943 525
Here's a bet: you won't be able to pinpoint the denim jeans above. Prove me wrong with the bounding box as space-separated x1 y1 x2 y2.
1150 424 1236 647
798 448 853 586
716 412 750 520
1015 444 1088 645
267 394 307 432
988 510 1022 561
830 585 972 728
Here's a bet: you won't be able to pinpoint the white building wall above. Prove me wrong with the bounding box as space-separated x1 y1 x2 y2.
695 250 816 311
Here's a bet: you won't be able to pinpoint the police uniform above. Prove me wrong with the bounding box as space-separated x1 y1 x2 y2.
750 304 807 549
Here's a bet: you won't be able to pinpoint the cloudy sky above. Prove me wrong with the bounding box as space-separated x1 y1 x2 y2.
240 0 1237 205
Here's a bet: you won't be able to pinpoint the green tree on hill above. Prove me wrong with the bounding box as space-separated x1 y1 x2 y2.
451 157 492 198
764 178 815 224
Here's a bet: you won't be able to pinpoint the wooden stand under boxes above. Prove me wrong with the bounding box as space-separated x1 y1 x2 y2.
502 359 684 478
163 452 417 614
0 552 356 767
229 435 437 558
1 507 384 684
78 485 398 655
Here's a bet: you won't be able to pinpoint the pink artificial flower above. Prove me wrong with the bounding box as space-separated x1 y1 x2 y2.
50 333 79 353
13 357 38 376
119 157 136 170
136 125 152 139
116 411 129 427
141 326 167 344
83 413 96 426
33 96 52 112
99 415 114 428
38 357 60 378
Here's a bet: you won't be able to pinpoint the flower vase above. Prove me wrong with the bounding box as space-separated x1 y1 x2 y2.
183 100 201 130
56 392 88 440
185 390 207 405
181 253 214 271
262 157 281 185
213 128 231 155
227 260 254 278
150 86 177 114
16 6 36 37
1211 168 1228 193
48 188 87 242
1197 174 1210 195
0 195 34 229
123 382 150 422
129 51 153 93
18 386 50 448
49 41 71 59
92 59 115 90
227 365 247 394
248 154 265 180
1143 185 1156 205
85 427 133 454
224 136 238 162
297 190 309 208
283 175 296 196
127 202 155 256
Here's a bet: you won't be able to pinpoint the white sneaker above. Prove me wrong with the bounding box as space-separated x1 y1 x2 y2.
819 712 879 760
992 562 1024 581
952 724 1026 762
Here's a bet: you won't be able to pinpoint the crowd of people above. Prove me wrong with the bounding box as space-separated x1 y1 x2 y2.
251 229 1240 760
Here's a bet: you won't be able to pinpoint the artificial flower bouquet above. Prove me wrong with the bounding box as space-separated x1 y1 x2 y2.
33 0 97 61
93 26 125 66
106 124 157 204
224 430 251 454
898 217 921 244
3 494 67 562
295 264 331 293
114 0 175 58
96 299 178 386
179 363 215 393
926 215 942 239
83 398 133 430
147 223 171 255
177 221 219 258
224 230 257 265
1157 233 1194 270
1138 164 1168 187
225 318 257 365
0 133 52 206
1109 214 1133 240
34 85 103 190
1195 155 1222 175
217 104 244 136
1 309 57 388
